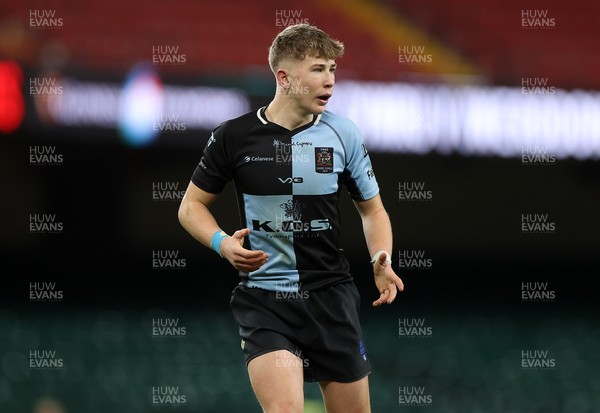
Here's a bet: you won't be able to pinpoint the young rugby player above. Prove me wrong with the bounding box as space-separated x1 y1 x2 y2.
179 24 404 413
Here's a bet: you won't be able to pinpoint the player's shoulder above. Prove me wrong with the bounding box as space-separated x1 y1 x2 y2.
213 108 263 139
319 110 363 149
319 110 361 138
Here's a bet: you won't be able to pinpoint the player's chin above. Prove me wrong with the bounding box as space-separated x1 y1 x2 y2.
312 101 328 114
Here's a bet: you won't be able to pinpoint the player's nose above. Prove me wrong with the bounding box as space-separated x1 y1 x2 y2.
323 72 334 88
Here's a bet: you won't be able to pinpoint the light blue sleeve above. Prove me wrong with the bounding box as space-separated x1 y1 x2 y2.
342 120 380 200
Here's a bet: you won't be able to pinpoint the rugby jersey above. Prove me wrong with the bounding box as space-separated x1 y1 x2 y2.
192 107 379 291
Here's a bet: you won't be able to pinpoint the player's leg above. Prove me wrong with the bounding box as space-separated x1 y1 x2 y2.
318 376 371 413
247 349 305 413
302 282 371 412
231 286 306 412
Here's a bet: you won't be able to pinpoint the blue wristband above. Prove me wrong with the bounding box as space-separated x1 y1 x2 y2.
210 230 228 257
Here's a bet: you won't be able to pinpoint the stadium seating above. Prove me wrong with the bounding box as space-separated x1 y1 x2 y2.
1 308 596 412
3 0 597 88
384 0 600 89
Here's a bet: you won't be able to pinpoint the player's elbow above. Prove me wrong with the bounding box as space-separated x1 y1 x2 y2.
177 199 190 227
359 204 388 220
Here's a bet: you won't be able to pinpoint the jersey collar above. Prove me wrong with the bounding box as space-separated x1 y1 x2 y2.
257 106 322 129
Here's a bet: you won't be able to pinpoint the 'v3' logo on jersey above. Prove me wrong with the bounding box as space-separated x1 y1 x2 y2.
278 177 304 184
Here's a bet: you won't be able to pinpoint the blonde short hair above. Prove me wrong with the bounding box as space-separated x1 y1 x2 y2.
268 24 344 73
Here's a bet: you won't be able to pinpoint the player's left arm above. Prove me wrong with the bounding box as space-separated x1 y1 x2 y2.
353 195 404 307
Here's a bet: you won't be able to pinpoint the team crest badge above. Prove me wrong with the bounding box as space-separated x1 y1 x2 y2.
315 147 333 173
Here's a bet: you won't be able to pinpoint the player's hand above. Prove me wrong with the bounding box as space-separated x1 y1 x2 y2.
372 252 404 307
220 228 269 272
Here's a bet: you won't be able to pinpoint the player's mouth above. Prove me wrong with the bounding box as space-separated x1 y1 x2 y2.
316 94 332 105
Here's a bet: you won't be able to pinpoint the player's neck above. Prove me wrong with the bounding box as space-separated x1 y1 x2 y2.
265 97 314 131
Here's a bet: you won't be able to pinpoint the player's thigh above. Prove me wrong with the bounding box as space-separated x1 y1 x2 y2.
319 376 371 413
248 350 304 413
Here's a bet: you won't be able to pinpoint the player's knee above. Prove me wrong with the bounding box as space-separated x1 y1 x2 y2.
262 399 303 413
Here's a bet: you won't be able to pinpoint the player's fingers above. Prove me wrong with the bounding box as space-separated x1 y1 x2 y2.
230 230 269 260
372 293 387 307
232 228 250 241
372 289 390 307
235 247 268 260
232 248 268 267
235 254 268 268
395 276 405 292
386 283 397 304
236 255 269 271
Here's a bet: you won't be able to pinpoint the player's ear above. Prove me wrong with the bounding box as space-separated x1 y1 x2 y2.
276 68 290 90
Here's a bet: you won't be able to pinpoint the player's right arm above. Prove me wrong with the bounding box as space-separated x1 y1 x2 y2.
178 182 269 273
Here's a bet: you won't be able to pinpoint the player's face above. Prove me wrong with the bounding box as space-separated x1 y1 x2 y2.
289 56 336 115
